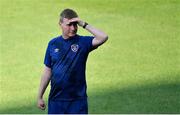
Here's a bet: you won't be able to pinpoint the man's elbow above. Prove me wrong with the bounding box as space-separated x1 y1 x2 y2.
102 35 108 43
105 35 108 42
94 34 108 46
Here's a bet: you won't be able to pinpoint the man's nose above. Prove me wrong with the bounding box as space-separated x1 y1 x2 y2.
70 24 75 30
69 24 76 30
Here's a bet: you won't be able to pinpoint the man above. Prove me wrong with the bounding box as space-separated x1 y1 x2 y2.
37 8 108 114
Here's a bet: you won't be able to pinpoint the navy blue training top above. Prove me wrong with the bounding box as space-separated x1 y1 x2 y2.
44 35 94 101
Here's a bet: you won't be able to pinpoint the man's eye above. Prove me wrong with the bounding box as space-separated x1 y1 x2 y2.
68 22 77 26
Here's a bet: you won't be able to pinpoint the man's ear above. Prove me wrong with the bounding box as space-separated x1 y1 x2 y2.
59 20 63 26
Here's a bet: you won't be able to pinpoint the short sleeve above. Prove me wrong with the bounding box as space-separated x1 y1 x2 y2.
83 36 96 52
44 42 51 68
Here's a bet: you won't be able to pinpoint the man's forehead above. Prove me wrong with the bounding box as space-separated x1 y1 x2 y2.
63 18 70 22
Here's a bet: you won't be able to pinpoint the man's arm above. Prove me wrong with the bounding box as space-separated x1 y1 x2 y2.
85 24 108 48
37 66 51 110
69 18 108 47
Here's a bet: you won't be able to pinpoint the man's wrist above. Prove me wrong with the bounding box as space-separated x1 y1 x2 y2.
37 95 43 100
83 22 88 29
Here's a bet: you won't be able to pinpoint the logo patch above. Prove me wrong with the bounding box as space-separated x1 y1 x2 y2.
71 44 79 52
54 48 59 53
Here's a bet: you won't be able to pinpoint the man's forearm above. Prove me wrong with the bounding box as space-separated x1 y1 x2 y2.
38 76 50 99
38 67 51 99
85 24 108 44
68 18 108 47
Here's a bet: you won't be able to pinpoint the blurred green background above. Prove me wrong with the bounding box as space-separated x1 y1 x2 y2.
0 0 180 113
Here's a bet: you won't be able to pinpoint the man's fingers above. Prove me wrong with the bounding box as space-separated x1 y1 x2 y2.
38 104 46 110
63 18 84 27
69 18 80 23
37 99 46 110
40 104 46 110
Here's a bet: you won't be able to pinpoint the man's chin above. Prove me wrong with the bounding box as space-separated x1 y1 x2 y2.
69 33 76 37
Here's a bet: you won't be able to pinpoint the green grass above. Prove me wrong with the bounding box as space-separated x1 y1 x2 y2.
0 0 180 113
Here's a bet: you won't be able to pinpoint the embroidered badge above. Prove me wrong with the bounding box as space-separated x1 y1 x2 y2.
54 48 59 53
71 44 79 52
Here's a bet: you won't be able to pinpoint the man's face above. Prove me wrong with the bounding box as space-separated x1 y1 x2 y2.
60 18 78 38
